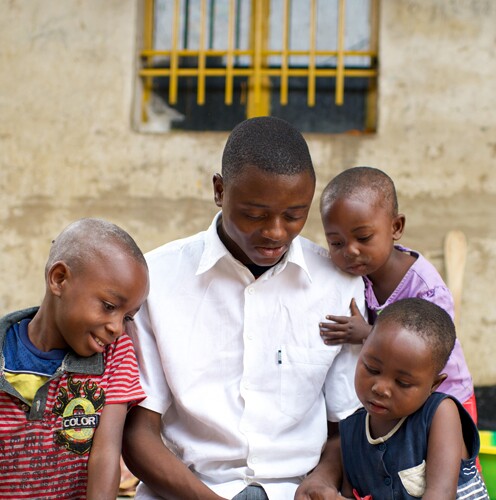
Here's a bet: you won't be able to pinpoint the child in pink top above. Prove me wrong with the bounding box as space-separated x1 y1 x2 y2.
319 166 476 422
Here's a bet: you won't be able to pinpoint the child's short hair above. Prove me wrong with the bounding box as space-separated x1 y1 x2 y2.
46 218 147 276
320 166 398 216
221 116 315 183
375 298 456 374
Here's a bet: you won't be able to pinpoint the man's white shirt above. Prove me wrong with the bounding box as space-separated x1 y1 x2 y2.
132 213 365 500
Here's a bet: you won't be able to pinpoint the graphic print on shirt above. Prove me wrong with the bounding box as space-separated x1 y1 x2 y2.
53 376 105 455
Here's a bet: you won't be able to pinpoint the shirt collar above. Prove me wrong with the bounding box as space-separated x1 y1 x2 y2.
62 351 104 375
196 212 312 282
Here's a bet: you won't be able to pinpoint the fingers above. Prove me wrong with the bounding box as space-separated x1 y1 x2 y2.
323 314 350 324
349 298 364 319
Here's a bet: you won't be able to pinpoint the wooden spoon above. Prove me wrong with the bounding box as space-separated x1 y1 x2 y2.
444 230 467 335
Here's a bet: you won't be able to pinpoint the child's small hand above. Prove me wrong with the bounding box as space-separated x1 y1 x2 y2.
320 299 371 345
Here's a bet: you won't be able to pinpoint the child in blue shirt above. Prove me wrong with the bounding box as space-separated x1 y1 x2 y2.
338 298 488 499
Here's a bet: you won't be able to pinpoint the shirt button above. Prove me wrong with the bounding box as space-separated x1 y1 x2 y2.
21 404 29 412
251 456 259 464
384 477 391 486
247 287 255 295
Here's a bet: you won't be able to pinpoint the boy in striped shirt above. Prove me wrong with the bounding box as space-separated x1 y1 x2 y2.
0 218 149 499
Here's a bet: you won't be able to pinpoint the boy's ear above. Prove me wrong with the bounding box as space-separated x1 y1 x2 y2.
431 373 448 393
392 213 406 241
48 261 70 297
212 173 224 208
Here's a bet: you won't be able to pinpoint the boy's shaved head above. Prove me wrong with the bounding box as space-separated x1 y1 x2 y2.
221 116 315 184
375 298 456 374
320 166 398 216
46 218 147 277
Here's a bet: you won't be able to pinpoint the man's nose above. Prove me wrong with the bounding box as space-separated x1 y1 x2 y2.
261 217 286 241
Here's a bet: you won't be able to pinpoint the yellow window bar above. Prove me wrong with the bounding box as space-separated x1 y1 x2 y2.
247 0 270 117
225 0 236 105
197 0 207 105
307 0 317 107
140 0 379 120
168 0 181 105
141 0 155 122
336 0 346 105
280 0 290 105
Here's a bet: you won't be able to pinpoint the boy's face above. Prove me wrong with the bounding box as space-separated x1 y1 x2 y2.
321 195 404 280
49 246 149 357
354 320 444 436
213 165 315 266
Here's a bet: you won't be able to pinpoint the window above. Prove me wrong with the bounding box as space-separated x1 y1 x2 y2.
135 0 379 133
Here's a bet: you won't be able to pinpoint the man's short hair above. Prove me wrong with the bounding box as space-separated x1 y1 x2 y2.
221 116 315 183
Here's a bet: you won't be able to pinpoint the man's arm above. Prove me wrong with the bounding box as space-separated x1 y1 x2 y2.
122 405 227 500
294 422 352 500
87 403 128 500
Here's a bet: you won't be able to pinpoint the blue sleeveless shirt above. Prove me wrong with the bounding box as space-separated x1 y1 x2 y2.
340 392 489 499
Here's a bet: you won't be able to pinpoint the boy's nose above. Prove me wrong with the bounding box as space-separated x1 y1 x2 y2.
372 380 391 398
344 242 360 257
106 318 123 338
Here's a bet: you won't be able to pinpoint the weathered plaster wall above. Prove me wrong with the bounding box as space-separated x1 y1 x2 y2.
0 0 495 384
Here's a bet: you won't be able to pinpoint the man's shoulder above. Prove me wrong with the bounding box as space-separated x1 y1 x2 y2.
298 235 330 260
145 231 206 266
297 236 360 282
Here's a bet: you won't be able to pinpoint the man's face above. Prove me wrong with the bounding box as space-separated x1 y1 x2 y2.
213 165 315 266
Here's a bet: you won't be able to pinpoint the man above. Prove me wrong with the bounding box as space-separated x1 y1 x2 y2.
123 117 365 500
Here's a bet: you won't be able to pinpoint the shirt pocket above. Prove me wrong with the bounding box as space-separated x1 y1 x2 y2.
279 344 339 421
398 460 426 497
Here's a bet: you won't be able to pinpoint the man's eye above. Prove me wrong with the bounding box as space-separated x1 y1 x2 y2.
125 315 135 322
103 302 115 311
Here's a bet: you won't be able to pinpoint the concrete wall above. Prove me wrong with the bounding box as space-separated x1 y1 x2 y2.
1 0 495 384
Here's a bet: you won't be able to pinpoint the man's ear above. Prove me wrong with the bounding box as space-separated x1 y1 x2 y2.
431 373 448 393
212 173 224 208
47 261 70 297
392 213 406 241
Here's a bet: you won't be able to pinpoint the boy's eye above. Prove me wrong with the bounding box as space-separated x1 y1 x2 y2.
124 315 135 322
329 240 343 248
357 235 372 243
363 362 379 375
103 302 115 311
396 380 413 388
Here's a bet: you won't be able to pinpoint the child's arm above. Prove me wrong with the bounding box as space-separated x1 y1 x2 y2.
320 298 372 345
86 402 128 500
422 398 465 499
